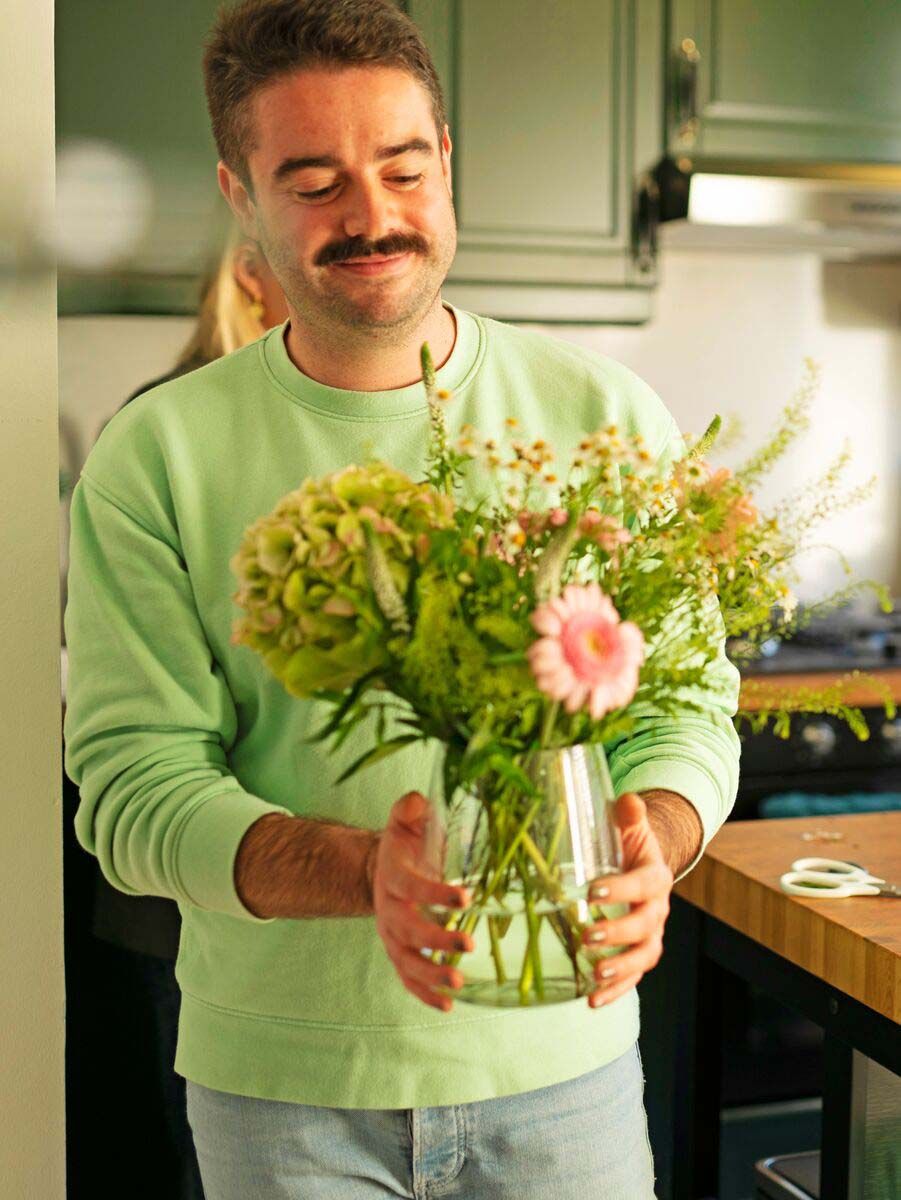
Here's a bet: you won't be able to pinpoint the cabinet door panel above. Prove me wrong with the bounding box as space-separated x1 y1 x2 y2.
456 0 617 240
409 0 662 303
671 0 901 162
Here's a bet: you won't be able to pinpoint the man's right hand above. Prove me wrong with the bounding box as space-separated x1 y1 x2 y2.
372 791 474 1012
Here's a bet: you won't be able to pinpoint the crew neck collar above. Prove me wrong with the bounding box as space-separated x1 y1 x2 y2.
261 303 482 420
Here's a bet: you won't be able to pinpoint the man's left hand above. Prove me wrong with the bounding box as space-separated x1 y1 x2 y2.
583 792 675 1009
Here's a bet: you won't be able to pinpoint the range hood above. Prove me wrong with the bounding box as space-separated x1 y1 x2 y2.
643 157 901 259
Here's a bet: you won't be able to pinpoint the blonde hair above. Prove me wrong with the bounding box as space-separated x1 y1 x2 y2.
174 223 268 369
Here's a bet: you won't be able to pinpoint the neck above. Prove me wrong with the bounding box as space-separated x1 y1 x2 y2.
284 299 456 391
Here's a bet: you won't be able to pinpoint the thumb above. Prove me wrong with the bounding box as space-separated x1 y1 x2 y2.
388 790 432 836
614 791 648 831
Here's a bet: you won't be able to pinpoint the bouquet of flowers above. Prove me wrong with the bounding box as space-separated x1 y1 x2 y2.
230 350 893 1006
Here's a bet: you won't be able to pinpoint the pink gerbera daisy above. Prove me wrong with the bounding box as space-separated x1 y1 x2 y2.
527 583 645 719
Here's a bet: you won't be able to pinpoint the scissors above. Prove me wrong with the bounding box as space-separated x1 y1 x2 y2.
779 857 901 899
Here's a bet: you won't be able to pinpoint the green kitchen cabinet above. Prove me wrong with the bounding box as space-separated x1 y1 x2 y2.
668 0 901 164
57 0 664 320
56 0 228 314
405 0 664 321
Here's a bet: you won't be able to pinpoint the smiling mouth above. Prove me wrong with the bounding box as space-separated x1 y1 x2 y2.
331 253 413 276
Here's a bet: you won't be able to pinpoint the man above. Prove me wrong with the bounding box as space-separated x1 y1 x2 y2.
64 2 741 1197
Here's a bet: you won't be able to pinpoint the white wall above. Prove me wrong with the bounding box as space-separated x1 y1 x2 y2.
536 251 901 603
1 1 66 1196
60 249 901 605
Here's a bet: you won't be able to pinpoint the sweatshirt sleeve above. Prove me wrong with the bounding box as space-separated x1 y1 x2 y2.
63 471 294 922
606 412 742 883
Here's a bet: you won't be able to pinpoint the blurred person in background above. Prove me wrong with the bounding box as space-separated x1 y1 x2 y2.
65 224 287 1200
122 223 290 402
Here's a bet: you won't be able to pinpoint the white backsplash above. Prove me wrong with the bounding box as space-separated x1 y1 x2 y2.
533 251 901 604
59 250 901 603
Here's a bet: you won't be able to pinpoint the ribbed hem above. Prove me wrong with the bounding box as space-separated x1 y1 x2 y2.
175 789 294 922
174 985 640 1108
613 760 723 882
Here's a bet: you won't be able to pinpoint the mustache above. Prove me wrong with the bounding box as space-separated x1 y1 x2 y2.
315 231 429 267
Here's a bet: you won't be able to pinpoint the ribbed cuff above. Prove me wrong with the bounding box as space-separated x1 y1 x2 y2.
174 789 294 922
612 760 723 883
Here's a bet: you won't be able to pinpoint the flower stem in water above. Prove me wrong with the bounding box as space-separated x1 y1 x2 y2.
488 916 508 984
524 891 545 1002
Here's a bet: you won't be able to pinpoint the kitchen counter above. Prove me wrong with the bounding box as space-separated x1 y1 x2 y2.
739 667 901 712
674 812 901 1022
662 813 900 1200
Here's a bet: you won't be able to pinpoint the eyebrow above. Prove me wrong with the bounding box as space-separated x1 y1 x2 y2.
271 138 433 184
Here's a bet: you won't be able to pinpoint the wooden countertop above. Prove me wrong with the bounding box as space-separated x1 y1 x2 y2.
739 667 901 712
673 812 901 1023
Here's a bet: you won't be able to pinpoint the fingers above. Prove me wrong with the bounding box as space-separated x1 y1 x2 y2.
385 906 474 957
387 871 470 911
585 927 666 1009
589 969 645 1008
588 861 673 906
379 914 471 1009
582 858 671 1009
404 977 454 1013
591 934 663 987
395 941 464 995
374 802 475 1011
582 893 669 951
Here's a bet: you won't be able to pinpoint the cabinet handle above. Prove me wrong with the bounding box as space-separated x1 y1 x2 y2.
674 36 701 147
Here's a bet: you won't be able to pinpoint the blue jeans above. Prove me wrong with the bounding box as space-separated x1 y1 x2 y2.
185 1042 657 1199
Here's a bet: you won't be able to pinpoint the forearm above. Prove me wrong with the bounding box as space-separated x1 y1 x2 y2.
640 788 704 879
234 812 381 919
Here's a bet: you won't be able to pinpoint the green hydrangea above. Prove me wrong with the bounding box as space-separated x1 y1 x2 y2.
230 463 454 697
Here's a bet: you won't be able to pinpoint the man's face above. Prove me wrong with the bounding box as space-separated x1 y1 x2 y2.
222 66 457 337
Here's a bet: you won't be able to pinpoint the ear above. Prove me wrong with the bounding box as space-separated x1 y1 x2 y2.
231 241 263 302
440 124 453 197
217 161 260 241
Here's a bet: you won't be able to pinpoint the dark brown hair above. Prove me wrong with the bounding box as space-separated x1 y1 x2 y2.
203 0 446 193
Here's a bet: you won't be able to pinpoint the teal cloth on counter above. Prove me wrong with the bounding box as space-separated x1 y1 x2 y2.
760 792 901 818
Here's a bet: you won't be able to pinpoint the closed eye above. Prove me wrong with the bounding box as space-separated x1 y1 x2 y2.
295 173 425 201
296 184 338 200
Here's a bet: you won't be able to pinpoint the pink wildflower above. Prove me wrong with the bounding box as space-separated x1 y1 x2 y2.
579 510 632 553
700 469 759 556
485 531 516 564
705 492 759 556
549 508 569 527
527 583 644 719
675 463 759 557
706 466 733 494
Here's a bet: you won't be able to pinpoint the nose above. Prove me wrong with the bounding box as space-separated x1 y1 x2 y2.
340 177 397 244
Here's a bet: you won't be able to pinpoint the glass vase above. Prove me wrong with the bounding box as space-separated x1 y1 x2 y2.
424 742 630 1008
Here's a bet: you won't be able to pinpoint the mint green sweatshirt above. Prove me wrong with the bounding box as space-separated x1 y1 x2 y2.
64 306 740 1108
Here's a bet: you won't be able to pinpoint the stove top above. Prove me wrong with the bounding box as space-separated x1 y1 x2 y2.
731 603 901 677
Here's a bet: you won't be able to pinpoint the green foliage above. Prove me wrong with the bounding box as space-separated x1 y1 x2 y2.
232 349 894 784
